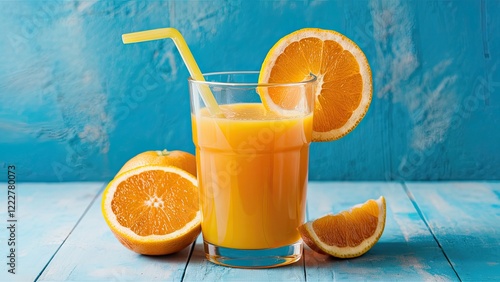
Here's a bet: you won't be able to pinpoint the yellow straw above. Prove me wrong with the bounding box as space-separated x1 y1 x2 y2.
122 28 222 115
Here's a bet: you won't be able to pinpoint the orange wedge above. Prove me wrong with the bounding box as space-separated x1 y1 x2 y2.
298 196 386 258
259 28 372 141
116 149 197 177
101 165 201 255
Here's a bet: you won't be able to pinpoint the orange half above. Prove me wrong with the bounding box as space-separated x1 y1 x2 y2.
101 165 201 255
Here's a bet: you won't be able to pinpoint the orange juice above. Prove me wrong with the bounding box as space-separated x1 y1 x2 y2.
192 103 312 249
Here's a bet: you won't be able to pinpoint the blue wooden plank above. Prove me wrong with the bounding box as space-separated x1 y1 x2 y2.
304 182 458 281
4 181 498 281
182 235 305 281
406 182 500 281
37 185 194 281
0 182 103 282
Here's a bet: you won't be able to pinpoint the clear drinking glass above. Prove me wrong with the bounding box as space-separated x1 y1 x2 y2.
189 71 316 268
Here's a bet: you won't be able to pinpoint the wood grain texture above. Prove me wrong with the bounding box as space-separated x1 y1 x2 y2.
0 0 498 182
0 182 103 282
406 182 500 281
38 182 194 281
3 181 499 280
304 182 458 281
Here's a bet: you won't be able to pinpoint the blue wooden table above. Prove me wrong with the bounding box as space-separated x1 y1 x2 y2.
1 181 498 281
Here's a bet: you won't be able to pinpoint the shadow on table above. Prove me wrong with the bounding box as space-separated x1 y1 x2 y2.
304 239 446 267
139 243 194 264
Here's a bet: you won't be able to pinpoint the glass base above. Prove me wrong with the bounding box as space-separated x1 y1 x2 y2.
203 240 303 268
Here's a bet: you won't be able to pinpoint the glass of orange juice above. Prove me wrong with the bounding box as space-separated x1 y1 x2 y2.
189 71 316 268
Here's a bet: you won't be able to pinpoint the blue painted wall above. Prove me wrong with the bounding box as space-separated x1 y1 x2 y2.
0 0 499 182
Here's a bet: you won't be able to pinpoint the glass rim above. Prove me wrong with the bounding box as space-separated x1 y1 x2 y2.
188 71 317 87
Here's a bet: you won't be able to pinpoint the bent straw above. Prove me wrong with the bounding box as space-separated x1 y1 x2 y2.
122 28 222 116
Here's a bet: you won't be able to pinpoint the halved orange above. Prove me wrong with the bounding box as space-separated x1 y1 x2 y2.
101 165 201 255
116 149 197 177
298 196 386 258
259 28 372 141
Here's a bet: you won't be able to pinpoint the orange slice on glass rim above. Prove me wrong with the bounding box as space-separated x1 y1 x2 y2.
259 28 372 141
